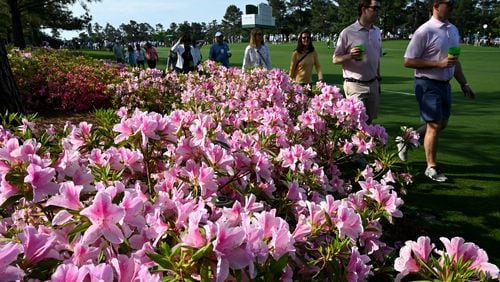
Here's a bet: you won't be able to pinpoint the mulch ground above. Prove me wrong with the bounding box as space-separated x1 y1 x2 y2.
34 111 99 129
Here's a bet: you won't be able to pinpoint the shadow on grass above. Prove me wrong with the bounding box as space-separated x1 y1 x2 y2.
399 160 500 266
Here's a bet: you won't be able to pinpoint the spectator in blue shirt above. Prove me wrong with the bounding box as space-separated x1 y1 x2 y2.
209 32 231 67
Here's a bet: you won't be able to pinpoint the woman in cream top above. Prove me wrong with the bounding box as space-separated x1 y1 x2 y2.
242 28 272 71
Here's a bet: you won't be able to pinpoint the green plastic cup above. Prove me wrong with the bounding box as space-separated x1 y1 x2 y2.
448 47 461 58
354 44 365 61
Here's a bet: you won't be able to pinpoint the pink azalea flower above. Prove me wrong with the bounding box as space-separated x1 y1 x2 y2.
0 242 24 281
52 210 74 225
287 180 306 202
181 207 208 248
244 194 264 212
382 170 396 183
136 265 161 281
46 181 84 210
83 263 114 281
0 138 21 163
335 202 363 240
410 236 434 262
268 216 295 259
440 236 499 278
213 223 252 282
359 220 385 255
189 116 210 146
80 191 125 245
0 177 20 206
18 118 37 135
469 248 499 279
111 254 140 282
204 143 234 172
113 118 133 144
120 191 146 234
70 241 100 266
292 214 311 242
394 241 420 281
51 263 86 282
367 184 404 218
24 163 58 202
18 226 59 265
346 247 372 282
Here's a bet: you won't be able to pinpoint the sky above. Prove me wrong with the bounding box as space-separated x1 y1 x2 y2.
60 0 267 39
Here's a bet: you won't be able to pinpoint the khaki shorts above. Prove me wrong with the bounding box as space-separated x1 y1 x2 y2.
343 80 380 121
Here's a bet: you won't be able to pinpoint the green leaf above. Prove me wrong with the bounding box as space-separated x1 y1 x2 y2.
68 221 91 242
200 261 211 281
158 241 172 256
191 243 212 261
0 194 23 209
271 253 289 274
146 252 174 270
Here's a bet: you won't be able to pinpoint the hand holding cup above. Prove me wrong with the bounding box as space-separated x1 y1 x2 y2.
448 47 461 59
352 44 366 61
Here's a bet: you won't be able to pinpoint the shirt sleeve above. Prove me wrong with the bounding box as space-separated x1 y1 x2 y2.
242 46 251 70
209 45 215 60
334 29 348 56
313 51 323 80
264 45 272 70
404 30 425 59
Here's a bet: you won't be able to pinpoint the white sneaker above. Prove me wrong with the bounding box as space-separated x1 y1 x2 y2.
425 167 448 182
395 137 408 162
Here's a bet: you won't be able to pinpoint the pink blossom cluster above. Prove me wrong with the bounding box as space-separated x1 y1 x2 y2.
0 62 496 281
394 236 499 281
9 48 122 112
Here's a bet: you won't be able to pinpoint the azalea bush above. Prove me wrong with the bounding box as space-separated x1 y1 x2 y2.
1 61 497 281
106 68 182 113
8 48 123 112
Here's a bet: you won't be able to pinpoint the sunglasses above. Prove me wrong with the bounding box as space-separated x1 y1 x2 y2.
366 5 381 11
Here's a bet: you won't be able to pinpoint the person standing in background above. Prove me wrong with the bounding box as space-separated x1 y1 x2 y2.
112 40 125 63
135 43 145 69
145 42 158 69
402 0 475 182
332 0 382 124
171 34 201 73
289 29 323 86
126 45 136 67
242 28 272 71
209 31 231 67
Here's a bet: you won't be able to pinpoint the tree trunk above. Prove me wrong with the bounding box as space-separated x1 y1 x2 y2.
8 0 26 48
0 40 25 114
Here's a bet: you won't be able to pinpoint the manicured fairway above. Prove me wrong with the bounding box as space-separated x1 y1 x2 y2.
83 41 500 264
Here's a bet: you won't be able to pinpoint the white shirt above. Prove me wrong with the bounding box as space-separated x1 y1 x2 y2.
242 45 272 71
171 42 201 69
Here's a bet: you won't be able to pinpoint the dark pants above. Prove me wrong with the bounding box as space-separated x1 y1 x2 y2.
147 60 157 69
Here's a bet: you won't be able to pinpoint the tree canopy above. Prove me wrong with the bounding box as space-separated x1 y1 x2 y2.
1 0 98 48
1 0 499 48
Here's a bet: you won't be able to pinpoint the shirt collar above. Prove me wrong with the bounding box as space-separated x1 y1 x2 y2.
430 16 450 29
355 20 374 31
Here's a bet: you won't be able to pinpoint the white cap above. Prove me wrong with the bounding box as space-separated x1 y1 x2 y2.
215 32 223 37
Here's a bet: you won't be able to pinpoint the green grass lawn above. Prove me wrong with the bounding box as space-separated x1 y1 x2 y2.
82 40 500 264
